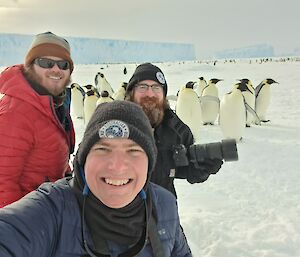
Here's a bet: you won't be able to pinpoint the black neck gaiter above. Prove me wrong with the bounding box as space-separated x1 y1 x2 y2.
71 160 152 254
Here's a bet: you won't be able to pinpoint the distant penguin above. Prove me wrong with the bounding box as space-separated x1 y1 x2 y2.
83 85 99 126
94 72 114 97
176 81 202 143
255 78 278 123
219 82 251 142
123 66 127 75
238 78 256 127
195 76 207 97
112 82 128 100
200 78 222 125
96 90 114 106
70 83 85 119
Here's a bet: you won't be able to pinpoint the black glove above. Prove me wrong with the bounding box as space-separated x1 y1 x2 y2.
186 158 223 184
195 158 223 174
187 167 210 184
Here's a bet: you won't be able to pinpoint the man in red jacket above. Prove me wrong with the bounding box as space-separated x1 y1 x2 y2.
0 31 75 207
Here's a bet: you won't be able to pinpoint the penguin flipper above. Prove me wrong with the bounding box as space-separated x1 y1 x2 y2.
255 82 264 97
244 101 261 125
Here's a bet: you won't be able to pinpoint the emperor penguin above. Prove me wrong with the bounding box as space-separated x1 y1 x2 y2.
238 78 256 127
94 72 115 97
195 76 207 97
83 85 99 126
219 82 251 142
70 83 85 119
123 66 127 75
176 81 202 143
96 90 114 106
200 78 222 125
255 78 278 123
112 82 128 101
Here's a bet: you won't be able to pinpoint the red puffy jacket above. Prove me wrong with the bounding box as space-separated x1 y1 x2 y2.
0 65 75 207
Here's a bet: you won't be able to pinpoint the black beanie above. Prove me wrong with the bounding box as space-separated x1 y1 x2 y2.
126 63 168 96
77 101 157 174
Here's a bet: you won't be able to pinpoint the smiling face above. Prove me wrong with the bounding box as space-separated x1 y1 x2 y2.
84 138 148 208
31 55 71 96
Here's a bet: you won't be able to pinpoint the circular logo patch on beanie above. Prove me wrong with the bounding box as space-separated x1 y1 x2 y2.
156 72 165 85
99 120 129 139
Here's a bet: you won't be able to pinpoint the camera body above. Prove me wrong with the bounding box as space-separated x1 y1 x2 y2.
172 144 189 167
189 139 238 168
173 139 238 168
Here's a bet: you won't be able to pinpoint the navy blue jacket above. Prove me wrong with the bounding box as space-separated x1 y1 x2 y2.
0 179 192 257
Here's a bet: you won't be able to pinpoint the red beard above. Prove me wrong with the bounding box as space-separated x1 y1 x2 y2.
139 96 165 127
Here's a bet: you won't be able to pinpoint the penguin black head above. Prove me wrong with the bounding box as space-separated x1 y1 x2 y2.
199 76 204 80
239 78 250 83
84 84 94 90
266 78 278 85
122 82 128 89
210 78 222 84
86 90 96 97
185 81 195 89
101 90 109 97
236 82 251 93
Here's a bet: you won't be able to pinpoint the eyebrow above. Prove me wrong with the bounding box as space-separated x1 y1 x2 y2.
96 140 140 148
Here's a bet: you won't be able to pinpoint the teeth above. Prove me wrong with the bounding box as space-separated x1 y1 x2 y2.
49 75 61 80
105 178 129 186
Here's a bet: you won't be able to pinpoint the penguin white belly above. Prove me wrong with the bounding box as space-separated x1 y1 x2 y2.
242 91 255 126
195 81 206 97
219 92 246 142
113 88 125 100
255 86 271 121
176 89 202 143
71 87 84 119
96 79 114 97
200 96 219 124
96 96 114 106
84 95 98 126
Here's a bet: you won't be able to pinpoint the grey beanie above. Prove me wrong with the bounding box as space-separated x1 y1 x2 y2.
126 63 168 96
77 101 157 174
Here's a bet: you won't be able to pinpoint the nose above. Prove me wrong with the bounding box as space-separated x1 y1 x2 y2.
108 151 129 172
144 87 156 97
50 63 61 71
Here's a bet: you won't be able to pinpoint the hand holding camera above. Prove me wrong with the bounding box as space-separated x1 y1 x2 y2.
172 139 238 182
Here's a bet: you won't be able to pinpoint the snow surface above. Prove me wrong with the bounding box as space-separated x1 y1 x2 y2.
2 58 300 256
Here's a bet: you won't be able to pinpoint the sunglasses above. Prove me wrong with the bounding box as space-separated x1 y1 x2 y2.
34 58 70 70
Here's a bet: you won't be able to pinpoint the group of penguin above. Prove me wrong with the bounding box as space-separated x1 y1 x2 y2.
174 77 278 143
70 70 278 143
70 72 127 126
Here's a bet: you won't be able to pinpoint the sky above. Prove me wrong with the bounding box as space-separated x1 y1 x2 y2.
0 0 299 59
65 58 300 257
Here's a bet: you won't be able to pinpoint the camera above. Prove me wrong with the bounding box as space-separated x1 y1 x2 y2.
189 139 238 168
172 144 189 167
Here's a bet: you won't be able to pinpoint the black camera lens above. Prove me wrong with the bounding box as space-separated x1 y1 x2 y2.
221 139 238 161
189 138 238 164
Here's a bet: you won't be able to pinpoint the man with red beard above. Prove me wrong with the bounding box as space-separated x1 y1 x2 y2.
125 63 223 197
0 32 75 207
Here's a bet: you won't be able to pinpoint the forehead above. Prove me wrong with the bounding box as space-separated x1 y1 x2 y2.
40 56 65 61
94 138 140 147
138 80 161 85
